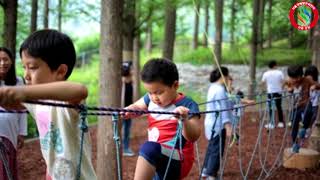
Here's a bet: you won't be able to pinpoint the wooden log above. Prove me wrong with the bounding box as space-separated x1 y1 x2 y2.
283 148 320 170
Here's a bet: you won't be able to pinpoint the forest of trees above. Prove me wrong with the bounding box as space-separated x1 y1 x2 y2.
1 0 319 179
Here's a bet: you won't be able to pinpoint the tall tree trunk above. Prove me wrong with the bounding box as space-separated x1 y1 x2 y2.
145 21 152 54
30 0 38 33
288 0 295 49
214 0 223 65
192 0 200 49
162 0 176 61
308 0 318 49
2 0 18 60
123 0 135 61
258 0 265 50
203 0 209 47
133 35 140 101
98 0 123 179
267 0 272 48
58 0 62 31
289 26 294 48
44 0 49 28
230 0 236 49
249 0 259 98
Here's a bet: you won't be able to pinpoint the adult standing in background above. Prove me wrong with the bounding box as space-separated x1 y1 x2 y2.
261 60 285 129
121 61 135 156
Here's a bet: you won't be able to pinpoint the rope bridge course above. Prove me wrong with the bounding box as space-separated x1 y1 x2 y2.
0 91 309 180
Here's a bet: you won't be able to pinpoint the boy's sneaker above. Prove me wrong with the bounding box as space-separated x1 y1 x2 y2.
123 148 135 157
291 143 300 153
264 123 275 129
201 168 208 179
277 122 284 128
206 176 217 180
287 122 292 127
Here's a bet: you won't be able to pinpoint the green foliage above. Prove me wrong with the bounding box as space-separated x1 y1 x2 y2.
175 42 311 67
74 33 99 54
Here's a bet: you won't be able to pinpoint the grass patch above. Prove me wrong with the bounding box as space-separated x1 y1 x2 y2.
174 43 311 67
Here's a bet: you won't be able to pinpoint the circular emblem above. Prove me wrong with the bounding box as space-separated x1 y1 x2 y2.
289 2 319 30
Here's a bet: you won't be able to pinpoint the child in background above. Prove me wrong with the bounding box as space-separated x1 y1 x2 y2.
125 58 201 180
121 61 135 156
0 30 96 179
0 47 27 180
304 65 319 136
202 67 232 180
285 65 320 152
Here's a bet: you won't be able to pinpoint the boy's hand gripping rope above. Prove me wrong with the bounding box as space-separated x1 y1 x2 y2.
76 105 89 180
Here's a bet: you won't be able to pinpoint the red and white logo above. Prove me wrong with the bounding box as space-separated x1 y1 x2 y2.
289 2 319 30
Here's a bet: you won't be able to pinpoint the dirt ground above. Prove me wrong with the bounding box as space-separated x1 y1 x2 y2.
18 112 320 180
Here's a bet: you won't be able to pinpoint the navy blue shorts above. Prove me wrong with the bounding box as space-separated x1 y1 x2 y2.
139 141 182 180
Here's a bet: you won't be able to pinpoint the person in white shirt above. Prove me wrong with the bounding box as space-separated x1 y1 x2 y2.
261 60 285 129
0 47 27 180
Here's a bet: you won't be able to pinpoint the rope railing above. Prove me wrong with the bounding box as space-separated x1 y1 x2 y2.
0 92 309 180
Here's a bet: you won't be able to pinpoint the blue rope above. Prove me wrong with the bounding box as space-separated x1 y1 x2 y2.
163 118 183 180
112 113 122 180
76 105 89 180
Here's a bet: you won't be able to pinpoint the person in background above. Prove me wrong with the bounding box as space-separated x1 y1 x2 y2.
304 65 319 137
121 61 135 156
261 60 285 129
0 47 27 180
202 67 232 180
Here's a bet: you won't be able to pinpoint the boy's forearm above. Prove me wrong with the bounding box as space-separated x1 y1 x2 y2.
20 81 87 103
182 117 201 142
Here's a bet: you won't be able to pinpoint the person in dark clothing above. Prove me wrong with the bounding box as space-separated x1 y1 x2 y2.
122 61 135 156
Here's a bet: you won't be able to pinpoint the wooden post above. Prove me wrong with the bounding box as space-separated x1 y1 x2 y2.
98 0 123 179
283 148 320 170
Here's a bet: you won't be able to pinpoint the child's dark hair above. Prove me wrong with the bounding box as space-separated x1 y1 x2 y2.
287 65 303 78
19 29 76 79
122 61 132 77
0 47 17 85
210 66 229 83
141 58 178 86
236 90 244 99
304 65 319 82
268 60 277 69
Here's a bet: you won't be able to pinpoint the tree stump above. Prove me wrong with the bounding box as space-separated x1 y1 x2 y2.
283 148 320 170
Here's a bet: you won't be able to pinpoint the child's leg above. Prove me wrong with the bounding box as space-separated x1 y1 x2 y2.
310 106 318 127
291 108 302 143
205 129 226 177
134 156 156 180
122 119 132 150
135 141 182 180
302 103 313 129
